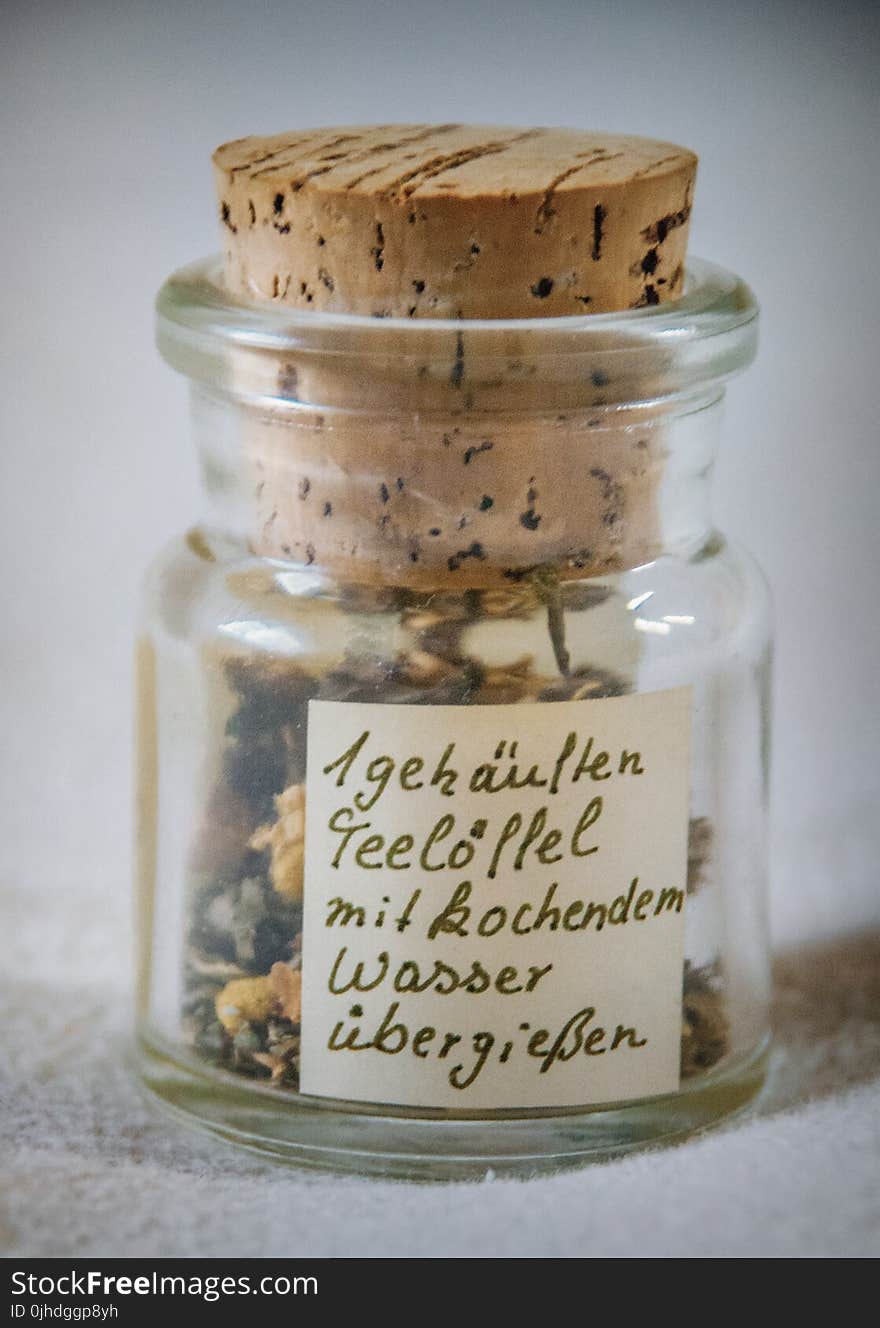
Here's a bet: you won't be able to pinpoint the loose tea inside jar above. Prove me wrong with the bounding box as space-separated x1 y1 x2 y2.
137 124 771 1176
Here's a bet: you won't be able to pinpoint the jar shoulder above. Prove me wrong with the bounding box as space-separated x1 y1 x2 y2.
141 526 771 680
627 533 773 643
138 527 240 639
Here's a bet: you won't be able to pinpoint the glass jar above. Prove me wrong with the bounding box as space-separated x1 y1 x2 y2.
136 256 770 1177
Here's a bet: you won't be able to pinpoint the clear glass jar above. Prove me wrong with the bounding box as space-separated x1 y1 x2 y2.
136 257 770 1177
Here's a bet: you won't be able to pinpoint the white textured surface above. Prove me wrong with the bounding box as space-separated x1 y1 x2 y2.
1 872 878 1258
2 0 879 1258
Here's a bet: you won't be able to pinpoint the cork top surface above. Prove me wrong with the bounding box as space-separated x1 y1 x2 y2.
213 124 695 200
213 123 697 318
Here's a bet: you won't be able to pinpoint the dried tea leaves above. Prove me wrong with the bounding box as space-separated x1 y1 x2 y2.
181 579 726 1095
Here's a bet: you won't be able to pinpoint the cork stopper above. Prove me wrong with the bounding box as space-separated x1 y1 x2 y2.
214 124 696 319
206 124 699 586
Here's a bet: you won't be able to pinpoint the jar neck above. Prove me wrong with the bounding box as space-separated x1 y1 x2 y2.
191 386 723 587
160 256 757 588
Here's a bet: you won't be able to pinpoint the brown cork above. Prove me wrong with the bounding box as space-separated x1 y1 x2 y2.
240 403 668 588
210 124 698 586
213 124 696 318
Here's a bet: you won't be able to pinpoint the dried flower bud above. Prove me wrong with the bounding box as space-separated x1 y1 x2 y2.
249 784 307 901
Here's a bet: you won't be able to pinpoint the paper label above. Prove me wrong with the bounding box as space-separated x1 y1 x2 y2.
301 689 691 1110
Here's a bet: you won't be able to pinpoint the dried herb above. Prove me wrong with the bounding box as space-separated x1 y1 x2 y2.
687 816 713 894
681 959 729 1077
181 580 727 1095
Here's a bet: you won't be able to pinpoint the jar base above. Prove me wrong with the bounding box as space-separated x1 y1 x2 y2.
136 1032 769 1180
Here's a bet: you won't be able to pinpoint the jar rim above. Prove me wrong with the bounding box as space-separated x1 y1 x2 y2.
156 255 758 408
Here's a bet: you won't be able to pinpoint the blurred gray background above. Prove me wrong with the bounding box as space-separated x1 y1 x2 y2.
2 0 878 960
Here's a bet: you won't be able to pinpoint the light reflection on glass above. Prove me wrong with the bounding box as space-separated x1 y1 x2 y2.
218 621 305 654
634 617 671 636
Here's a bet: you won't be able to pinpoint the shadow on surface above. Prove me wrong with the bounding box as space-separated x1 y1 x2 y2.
758 929 880 1116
